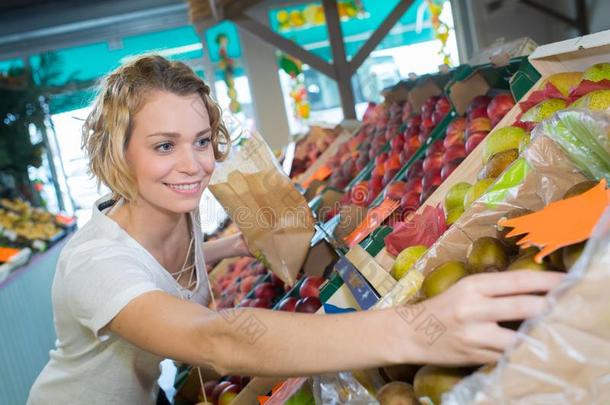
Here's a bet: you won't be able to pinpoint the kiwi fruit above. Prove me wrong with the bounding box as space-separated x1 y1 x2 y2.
507 254 548 271
497 208 533 254
467 237 509 273
376 381 420 405
413 366 471 404
562 241 586 270
477 149 519 180
422 261 469 298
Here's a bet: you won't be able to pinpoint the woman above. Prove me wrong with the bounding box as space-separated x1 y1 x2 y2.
28 55 562 404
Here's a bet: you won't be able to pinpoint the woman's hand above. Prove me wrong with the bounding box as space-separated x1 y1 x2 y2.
203 232 251 267
230 232 251 257
404 270 564 366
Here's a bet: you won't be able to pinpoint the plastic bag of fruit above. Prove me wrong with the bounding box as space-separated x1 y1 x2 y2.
208 129 315 286
312 371 378 404
377 112 597 307
444 206 610 404
539 109 610 183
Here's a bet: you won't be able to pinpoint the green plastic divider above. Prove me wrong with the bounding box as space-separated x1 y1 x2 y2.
360 226 394 256
510 58 541 101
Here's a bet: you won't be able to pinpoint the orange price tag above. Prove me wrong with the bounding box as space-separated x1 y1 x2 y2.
0 247 21 262
300 164 332 189
344 198 400 248
499 179 610 263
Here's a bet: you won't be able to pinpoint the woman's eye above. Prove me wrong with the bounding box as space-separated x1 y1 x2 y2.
196 137 211 149
155 142 173 153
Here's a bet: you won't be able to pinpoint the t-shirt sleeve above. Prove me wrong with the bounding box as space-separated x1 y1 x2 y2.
62 249 162 339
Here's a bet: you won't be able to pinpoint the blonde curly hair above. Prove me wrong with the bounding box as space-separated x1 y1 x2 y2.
82 54 230 202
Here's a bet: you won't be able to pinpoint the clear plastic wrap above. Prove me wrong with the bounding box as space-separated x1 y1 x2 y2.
444 206 610 404
312 372 379 404
539 109 610 183
378 132 589 306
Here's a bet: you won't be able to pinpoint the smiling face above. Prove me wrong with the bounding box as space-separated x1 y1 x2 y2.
126 90 215 214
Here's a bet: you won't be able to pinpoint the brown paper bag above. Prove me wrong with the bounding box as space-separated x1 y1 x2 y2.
208 130 315 286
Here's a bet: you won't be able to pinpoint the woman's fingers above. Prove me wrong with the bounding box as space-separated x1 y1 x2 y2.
470 270 565 297
470 295 550 323
461 323 518 352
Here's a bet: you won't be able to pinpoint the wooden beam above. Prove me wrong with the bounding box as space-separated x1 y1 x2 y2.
322 0 356 119
231 14 336 79
348 0 414 75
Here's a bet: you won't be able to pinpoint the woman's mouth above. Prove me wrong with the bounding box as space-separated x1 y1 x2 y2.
163 181 201 195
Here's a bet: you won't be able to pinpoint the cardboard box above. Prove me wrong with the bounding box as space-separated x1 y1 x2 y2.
468 37 538 66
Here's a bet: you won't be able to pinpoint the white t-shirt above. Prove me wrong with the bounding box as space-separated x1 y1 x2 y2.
28 196 211 405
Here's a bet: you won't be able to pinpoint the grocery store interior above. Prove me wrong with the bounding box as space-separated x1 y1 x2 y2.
1 0 610 404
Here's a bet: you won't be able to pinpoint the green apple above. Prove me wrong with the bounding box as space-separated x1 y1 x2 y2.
391 245 428 280
571 89 610 111
483 126 528 162
583 63 610 82
446 206 465 225
463 178 495 208
444 182 472 212
520 98 567 123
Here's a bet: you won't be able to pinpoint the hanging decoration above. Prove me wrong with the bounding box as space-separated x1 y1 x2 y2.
215 33 241 113
279 52 310 120
427 0 452 66
275 0 366 32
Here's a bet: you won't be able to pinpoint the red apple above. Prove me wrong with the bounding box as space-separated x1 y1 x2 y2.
467 105 489 120
269 273 284 288
446 117 467 135
466 117 492 136
435 96 451 115
372 164 385 178
406 161 423 180
391 135 405 151
375 152 389 166
295 296 322 313
400 190 421 211
383 169 399 187
425 140 445 157
422 152 444 173
203 379 219 400
384 153 402 172
277 296 298 311
405 124 420 137
407 115 422 128
406 177 423 194
443 144 467 163
404 135 422 155
422 172 442 191
420 185 438 205
443 130 465 149
299 276 325 298
218 384 240 405
385 181 408 201
253 282 276 301
420 117 435 131
487 93 515 126
441 158 464 181
212 381 232 405
369 175 383 191
251 297 272 308
432 109 448 125
465 131 488 154
467 95 492 112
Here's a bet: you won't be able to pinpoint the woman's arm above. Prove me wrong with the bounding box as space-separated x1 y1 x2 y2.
109 270 563 377
203 233 250 267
